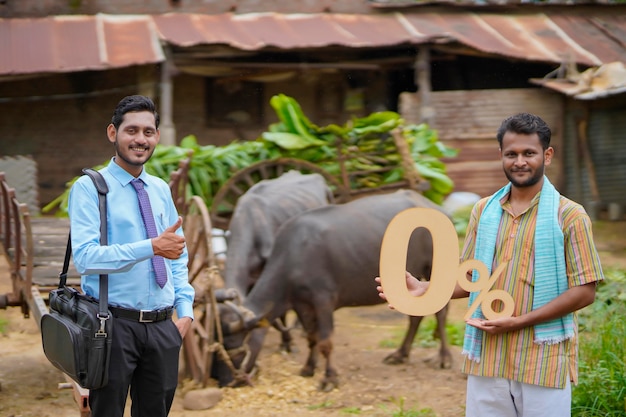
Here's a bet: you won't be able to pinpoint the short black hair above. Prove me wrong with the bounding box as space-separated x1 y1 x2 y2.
496 113 551 150
111 95 160 130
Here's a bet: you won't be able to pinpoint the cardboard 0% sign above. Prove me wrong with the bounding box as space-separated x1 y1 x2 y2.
379 207 514 320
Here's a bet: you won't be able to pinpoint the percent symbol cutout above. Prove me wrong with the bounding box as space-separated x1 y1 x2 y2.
456 260 514 320
379 207 515 320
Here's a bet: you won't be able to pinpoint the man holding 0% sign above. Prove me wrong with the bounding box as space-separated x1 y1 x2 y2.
376 113 604 417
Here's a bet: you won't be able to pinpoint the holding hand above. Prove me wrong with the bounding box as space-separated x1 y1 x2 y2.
375 271 430 309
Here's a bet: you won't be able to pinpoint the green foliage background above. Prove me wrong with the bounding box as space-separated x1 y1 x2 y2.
573 267 626 416
43 94 457 216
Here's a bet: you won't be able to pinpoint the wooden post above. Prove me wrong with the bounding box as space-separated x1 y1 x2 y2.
62 376 91 417
414 46 434 125
391 128 423 191
577 118 600 201
576 106 601 219
159 45 177 146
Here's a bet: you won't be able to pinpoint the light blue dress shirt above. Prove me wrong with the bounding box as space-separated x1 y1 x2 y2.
68 158 194 319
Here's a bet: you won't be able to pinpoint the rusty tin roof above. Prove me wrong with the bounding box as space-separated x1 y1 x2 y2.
1 11 625 76
0 14 163 76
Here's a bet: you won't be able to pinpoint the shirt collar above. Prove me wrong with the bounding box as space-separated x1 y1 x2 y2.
107 157 148 187
499 188 542 213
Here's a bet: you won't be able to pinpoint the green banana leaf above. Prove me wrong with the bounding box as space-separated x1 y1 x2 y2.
261 132 325 150
269 94 321 143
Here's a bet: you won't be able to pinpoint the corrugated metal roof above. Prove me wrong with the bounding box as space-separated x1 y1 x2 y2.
0 14 164 75
152 12 419 49
399 13 613 65
1 11 625 76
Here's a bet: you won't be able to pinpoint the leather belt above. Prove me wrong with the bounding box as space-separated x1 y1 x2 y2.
109 306 174 323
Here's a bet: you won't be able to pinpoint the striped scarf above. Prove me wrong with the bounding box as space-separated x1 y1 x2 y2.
462 176 574 363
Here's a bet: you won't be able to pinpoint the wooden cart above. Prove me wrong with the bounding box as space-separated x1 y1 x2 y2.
177 127 428 386
209 127 425 230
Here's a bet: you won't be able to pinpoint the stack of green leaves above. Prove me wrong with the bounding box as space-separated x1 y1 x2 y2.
43 94 457 215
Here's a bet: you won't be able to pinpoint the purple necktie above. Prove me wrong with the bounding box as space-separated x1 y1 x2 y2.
131 178 168 288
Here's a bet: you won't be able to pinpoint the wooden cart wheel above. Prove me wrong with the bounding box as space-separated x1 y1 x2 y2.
210 157 346 230
181 196 221 386
181 290 219 387
182 196 219 287
168 155 192 215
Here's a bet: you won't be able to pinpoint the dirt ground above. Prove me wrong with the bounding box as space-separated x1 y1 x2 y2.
1 220 625 417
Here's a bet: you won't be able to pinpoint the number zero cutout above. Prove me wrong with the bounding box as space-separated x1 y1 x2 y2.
379 207 514 320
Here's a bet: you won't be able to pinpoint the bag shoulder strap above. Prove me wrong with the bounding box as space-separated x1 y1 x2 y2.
82 168 109 195
59 168 110 317
81 168 109 246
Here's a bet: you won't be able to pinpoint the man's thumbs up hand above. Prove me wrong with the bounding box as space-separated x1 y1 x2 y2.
153 216 186 259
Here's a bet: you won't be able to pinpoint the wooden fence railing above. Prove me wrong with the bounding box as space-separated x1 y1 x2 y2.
0 171 48 321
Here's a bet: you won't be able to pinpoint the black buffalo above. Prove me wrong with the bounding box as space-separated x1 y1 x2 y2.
215 189 453 390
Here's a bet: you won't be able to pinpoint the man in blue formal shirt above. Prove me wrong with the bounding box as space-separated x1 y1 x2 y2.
69 95 195 417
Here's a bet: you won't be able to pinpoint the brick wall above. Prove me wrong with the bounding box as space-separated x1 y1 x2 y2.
0 92 118 210
0 66 370 211
399 88 565 197
0 69 245 209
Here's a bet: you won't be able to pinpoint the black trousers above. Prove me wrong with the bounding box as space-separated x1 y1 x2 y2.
89 317 183 417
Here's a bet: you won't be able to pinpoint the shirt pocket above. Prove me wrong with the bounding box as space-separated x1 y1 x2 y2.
151 200 169 234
